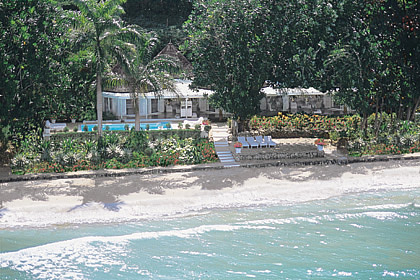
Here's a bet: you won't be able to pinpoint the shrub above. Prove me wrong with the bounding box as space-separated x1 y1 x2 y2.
63 127 69 133
144 147 154 156
204 125 211 133
178 122 183 129
126 130 148 152
145 124 150 131
124 124 130 131
185 124 191 129
195 124 201 130
83 125 88 132
165 122 172 129
93 125 98 131
11 153 30 169
73 126 78 132
103 111 118 120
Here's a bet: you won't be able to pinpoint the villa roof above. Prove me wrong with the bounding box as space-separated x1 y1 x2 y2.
157 42 192 72
261 87 326 96
103 79 213 99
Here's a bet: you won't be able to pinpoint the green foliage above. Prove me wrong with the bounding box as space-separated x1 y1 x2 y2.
0 0 68 137
126 130 148 152
184 0 270 121
112 32 180 132
324 0 420 121
11 130 215 173
66 0 142 135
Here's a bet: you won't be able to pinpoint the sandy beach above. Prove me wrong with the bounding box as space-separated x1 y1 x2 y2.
1 159 419 228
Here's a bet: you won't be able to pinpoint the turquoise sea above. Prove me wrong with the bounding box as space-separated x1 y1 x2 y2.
1 187 419 279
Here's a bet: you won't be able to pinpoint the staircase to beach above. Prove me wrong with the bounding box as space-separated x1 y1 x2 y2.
211 124 239 168
210 123 335 168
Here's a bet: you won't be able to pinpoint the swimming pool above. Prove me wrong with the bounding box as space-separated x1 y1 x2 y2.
81 122 170 132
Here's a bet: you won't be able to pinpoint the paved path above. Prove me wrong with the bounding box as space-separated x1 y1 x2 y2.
211 124 239 168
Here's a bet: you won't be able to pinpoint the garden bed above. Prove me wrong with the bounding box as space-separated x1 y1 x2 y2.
11 129 217 175
248 113 420 157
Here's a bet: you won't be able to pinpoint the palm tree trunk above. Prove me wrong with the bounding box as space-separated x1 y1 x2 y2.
96 72 103 136
135 96 141 131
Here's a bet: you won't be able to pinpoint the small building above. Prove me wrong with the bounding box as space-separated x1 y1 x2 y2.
260 87 350 116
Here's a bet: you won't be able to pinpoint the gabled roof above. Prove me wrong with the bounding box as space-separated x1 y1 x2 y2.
157 42 192 72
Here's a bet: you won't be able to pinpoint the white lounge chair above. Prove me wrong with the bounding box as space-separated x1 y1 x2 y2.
237 136 250 148
264 136 276 148
255 136 267 148
246 136 259 148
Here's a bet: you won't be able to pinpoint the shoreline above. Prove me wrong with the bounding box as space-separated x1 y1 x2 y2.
1 158 419 229
1 151 420 184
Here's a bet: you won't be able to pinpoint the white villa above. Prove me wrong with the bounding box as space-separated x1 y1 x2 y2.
102 79 228 120
103 80 349 120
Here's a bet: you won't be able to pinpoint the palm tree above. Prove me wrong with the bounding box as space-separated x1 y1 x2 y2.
67 0 141 136
119 37 180 131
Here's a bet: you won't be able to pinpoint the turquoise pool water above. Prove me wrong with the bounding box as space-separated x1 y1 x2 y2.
1 188 419 279
82 122 170 132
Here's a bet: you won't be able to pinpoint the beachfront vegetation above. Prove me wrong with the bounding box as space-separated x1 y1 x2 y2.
250 113 420 156
1 0 419 169
184 0 419 126
11 129 217 174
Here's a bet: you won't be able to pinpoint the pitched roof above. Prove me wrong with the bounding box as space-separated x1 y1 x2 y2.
157 42 192 72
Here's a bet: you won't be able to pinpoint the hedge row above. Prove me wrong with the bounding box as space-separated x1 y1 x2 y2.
50 129 202 143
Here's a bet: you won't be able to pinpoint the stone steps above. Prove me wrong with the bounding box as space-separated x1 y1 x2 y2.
212 124 240 167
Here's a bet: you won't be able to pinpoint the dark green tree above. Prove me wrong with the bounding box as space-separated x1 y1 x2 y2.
0 0 67 136
183 0 272 127
324 0 419 126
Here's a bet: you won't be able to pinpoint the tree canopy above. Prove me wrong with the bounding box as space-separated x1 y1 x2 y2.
183 0 271 121
0 0 67 135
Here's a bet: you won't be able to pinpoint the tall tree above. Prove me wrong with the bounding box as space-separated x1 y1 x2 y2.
66 0 141 135
324 0 419 123
0 0 66 136
183 0 271 128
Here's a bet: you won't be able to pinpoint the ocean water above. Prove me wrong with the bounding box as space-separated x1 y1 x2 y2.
1 187 419 279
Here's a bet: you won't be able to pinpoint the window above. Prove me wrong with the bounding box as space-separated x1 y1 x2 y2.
151 99 158 113
126 99 134 115
104 98 113 112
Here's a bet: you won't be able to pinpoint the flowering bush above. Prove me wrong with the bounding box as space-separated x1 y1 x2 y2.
234 142 242 148
314 139 326 146
249 113 359 135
